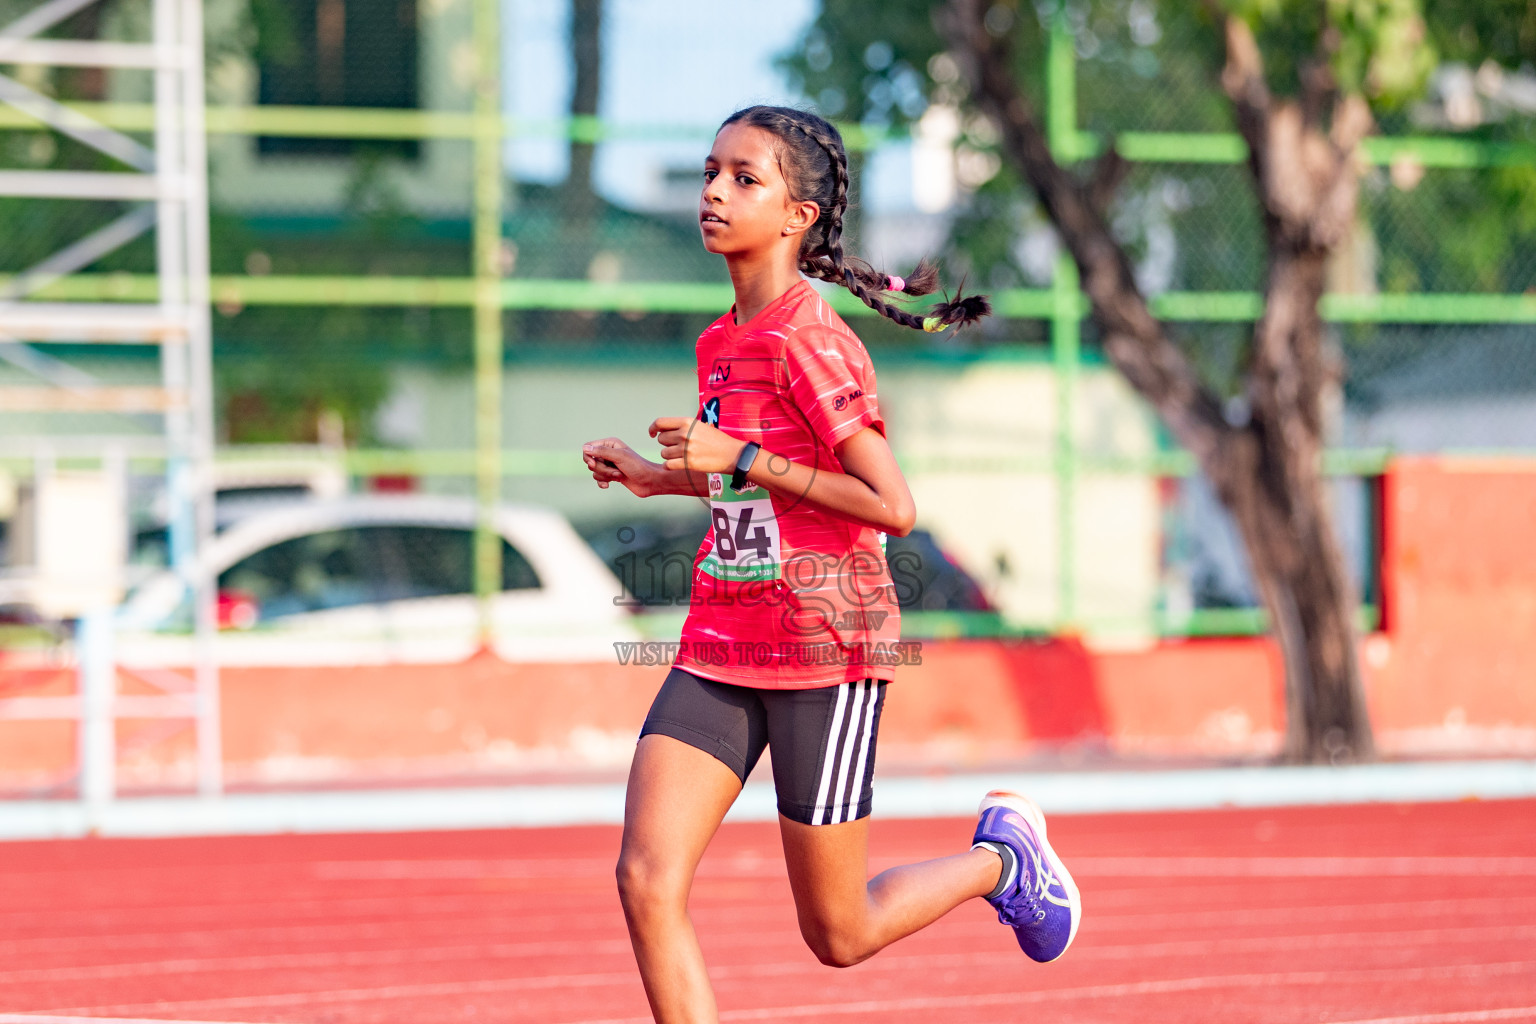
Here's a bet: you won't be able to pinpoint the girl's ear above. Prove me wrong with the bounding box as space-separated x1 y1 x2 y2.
782 199 821 238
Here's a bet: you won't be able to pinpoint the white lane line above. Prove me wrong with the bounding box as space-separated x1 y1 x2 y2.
562 960 1536 1024
1074 856 1536 877
1326 1009 1536 1024
42 955 1536 1019
6 902 1529 1000
308 856 772 880
1085 894 1536 932
0 890 625 930
3 887 1529 973
1070 922 1536 962
303 854 1536 881
19 845 1532 887
10 889 1526 960
9 920 1532 988
0 939 635 985
0 907 628 958
34 970 638 1017
0 1016 274 1024
707 922 1536 974
312 857 607 878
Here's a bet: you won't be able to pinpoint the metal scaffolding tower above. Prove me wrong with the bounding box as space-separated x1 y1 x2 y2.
0 0 220 800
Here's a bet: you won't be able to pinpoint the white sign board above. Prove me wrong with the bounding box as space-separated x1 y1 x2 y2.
23 471 127 619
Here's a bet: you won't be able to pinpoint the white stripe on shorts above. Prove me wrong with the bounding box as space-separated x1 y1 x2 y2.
843 679 880 823
828 680 869 824
811 682 853 824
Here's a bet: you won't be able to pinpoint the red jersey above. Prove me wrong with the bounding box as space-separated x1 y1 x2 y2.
672 280 909 689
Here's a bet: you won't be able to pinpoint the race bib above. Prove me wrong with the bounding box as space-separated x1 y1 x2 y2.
698 472 782 582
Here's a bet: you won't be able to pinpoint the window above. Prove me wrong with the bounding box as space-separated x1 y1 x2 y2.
369 526 540 600
219 525 540 623
255 0 420 158
220 527 375 619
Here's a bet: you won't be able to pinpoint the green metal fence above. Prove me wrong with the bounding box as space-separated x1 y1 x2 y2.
3 3 1534 640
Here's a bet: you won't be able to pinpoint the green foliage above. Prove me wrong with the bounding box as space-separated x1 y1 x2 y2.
1369 165 1536 293
1073 1 1228 133
782 0 1536 393
207 162 471 446
775 0 948 126
1217 0 1435 107
216 334 391 445
1327 0 1437 104
1423 0 1536 70
247 0 302 69
943 167 1042 290
777 0 1053 129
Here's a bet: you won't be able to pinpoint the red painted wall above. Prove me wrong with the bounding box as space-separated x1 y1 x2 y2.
1363 458 1536 745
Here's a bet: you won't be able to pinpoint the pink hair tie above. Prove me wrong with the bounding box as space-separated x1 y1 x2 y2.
886 275 905 293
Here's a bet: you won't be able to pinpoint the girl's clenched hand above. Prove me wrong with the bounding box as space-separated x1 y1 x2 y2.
582 437 658 496
649 416 744 474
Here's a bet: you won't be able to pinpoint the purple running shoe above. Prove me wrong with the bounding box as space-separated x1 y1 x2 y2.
971 790 1082 962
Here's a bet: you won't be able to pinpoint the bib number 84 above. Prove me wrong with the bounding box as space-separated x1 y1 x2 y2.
711 505 772 561
700 480 781 582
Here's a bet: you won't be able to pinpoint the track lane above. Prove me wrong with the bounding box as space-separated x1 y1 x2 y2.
2 799 1531 1023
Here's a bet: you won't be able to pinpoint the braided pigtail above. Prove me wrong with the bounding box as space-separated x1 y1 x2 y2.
720 106 991 334
802 255 941 299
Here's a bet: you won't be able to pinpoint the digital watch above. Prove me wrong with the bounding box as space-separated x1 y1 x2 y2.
730 441 761 493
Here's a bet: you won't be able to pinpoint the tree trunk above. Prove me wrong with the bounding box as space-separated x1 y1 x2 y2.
1214 247 1373 763
557 0 603 341
565 0 602 215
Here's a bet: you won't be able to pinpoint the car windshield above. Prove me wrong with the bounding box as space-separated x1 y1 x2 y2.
218 525 539 621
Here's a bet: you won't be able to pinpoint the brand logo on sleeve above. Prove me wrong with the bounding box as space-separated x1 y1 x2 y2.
832 388 863 412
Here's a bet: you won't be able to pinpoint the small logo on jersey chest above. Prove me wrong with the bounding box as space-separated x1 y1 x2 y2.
708 362 732 385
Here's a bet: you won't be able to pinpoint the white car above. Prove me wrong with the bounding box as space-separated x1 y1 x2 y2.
117 497 639 666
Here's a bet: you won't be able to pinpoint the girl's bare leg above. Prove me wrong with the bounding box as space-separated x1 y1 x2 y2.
617 734 743 1024
778 814 1002 967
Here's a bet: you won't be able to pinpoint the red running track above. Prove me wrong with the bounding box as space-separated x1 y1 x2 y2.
1 799 1534 1023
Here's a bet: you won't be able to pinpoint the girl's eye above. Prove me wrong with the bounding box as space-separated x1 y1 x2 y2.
737 175 756 186
703 169 717 181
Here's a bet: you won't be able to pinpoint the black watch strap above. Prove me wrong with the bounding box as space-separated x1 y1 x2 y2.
730 441 761 493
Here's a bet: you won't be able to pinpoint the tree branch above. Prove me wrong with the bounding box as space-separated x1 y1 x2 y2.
939 0 1229 467
1299 58 1333 130
1300 22 1341 130
1086 142 1129 218
1329 91 1373 153
1204 2 1271 146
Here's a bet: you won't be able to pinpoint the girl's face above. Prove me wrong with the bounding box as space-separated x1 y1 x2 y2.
700 123 818 258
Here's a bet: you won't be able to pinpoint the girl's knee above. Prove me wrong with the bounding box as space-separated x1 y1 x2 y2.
615 849 690 918
798 917 874 969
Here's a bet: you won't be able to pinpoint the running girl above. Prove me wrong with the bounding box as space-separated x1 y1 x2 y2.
582 105 1081 1022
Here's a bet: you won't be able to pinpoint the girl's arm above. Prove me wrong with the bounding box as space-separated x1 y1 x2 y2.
648 417 916 537
582 437 711 498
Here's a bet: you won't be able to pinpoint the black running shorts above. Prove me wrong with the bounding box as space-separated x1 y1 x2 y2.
639 666 888 826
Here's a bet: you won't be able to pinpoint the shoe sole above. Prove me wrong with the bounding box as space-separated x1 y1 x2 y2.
978 789 1083 959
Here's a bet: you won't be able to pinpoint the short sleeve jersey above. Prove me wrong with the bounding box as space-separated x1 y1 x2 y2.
672 280 906 690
